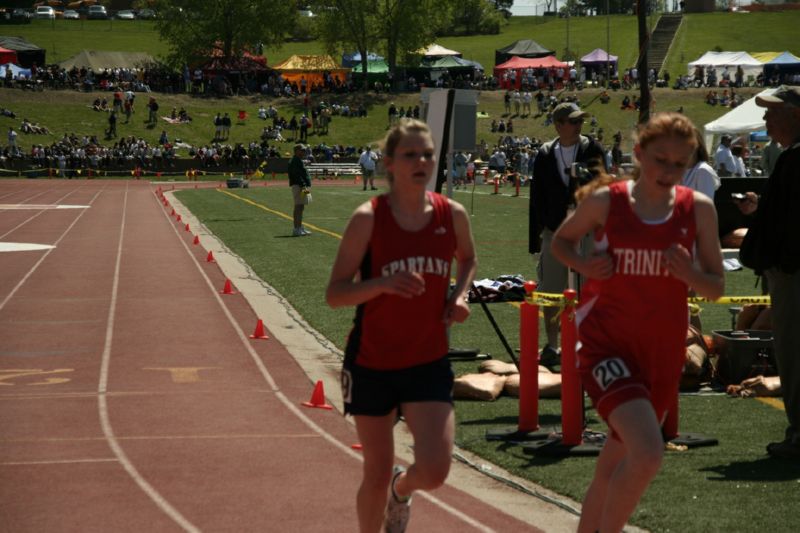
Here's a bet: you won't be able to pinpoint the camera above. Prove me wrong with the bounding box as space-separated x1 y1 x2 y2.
569 162 593 186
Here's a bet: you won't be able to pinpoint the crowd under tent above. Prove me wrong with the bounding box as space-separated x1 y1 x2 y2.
0 36 45 68
493 55 568 89
494 39 554 66
341 51 384 68
579 48 618 77
58 50 156 71
763 51 800 81
687 51 764 81
272 54 350 92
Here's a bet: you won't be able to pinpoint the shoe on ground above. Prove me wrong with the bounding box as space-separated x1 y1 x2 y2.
385 465 411 533
371 186 378 190
292 228 303 237
767 438 800 459
539 345 561 369
300 227 311 236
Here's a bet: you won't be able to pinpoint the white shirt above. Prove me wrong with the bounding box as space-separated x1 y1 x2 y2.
714 144 737 175
358 150 377 171
682 161 720 200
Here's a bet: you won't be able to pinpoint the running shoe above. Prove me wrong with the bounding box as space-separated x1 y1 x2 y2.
385 465 411 533
300 227 311 236
292 227 303 237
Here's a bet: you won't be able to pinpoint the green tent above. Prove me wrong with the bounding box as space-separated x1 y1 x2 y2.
351 59 389 84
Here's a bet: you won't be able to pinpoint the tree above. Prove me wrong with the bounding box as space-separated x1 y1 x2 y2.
152 0 296 67
313 0 451 88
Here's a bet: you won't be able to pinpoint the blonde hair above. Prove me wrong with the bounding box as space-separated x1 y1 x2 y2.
380 118 433 182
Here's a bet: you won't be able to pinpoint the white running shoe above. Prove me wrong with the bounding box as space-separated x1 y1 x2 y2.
300 227 311 236
292 227 303 237
384 465 411 533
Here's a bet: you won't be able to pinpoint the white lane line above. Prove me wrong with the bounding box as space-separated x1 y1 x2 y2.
165 196 497 532
0 243 55 252
1 458 119 466
0 189 104 313
98 182 200 533
0 189 83 241
0 204 90 210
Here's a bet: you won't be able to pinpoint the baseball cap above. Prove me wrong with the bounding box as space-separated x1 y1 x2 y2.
553 102 589 123
293 143 306 152
755 85 800 108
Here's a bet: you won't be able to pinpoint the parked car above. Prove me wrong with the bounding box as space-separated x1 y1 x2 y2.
116 10 135 20
136 8 156 19
86 5 108 19
35 6 56 19
7 8 33 23
63 9 80 20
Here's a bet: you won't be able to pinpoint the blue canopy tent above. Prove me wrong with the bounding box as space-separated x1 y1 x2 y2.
1 62 31 79
763 51 800 83
341 51 384 68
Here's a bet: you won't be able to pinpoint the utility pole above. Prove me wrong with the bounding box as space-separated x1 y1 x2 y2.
637 0 651 124
606 0 611 87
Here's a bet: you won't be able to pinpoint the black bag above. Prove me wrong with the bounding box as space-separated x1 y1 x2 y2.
738 224 761 273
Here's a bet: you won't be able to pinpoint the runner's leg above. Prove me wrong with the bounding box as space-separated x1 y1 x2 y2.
393 402 454 498
354 412 397 533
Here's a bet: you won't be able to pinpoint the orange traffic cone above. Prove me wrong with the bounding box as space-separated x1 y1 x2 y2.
184 223 190 232
176 214 182 222
220 279 236 295
193 235 200 245
249 319 270 340
206 251 216 262
302 380 333 410
351 443 363 451
170 208 175 216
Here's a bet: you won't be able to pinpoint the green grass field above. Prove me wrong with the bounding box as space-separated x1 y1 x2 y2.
175 184 798 533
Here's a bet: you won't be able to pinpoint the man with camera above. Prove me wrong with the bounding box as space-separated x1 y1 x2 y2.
529 102 606 367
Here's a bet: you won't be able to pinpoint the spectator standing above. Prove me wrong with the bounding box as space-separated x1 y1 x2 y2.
325 119 477 533
288 144 312 236
736 86 800 459
760 138 782 176
7 127 17 148
107 110 117 139
358 145 379 191
453 150 469 189
551 112 724 533
713 134 737 176
214 113 222 141
222 113 231 140
528 102 606 366
682 128 720 200
147 97 158 124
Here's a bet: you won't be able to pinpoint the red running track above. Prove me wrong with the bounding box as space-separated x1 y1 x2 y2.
0 180 550 532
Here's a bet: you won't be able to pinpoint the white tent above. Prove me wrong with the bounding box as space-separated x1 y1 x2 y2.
703 88 776 148
688 51 764 80
415 44 462 57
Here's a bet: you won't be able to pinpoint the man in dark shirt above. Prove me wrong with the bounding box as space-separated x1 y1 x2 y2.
288 143 312 236
736 86 800 459
528 102 606 367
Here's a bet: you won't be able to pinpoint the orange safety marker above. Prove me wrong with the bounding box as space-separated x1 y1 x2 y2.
193 235 200 245
206 251 216 262
518 281 540 432
351 443 363 451
560 289 582 446
184 223 190 232
249 319 270 340
176 214 182 222
220 279 236 295
302 380 333 410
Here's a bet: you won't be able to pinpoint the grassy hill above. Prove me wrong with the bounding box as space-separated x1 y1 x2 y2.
6 12 800 75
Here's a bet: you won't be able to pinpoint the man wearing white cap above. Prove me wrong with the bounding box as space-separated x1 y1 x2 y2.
529 102 606 367
736 85 800 459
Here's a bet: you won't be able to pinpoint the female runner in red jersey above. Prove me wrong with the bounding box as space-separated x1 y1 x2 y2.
326 119 477 533
551 112 724 533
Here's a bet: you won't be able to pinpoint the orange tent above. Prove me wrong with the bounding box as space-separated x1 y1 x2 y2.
273 55 350 92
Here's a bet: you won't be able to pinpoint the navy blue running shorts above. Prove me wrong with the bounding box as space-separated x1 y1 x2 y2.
341 357 454 416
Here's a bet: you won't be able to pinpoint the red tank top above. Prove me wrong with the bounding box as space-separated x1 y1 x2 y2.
345 192 457 370
577 181 696 365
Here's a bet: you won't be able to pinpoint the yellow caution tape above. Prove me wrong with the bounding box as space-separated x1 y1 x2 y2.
526 293 771 307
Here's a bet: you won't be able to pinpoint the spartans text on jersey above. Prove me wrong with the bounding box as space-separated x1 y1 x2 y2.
380 256 452 278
